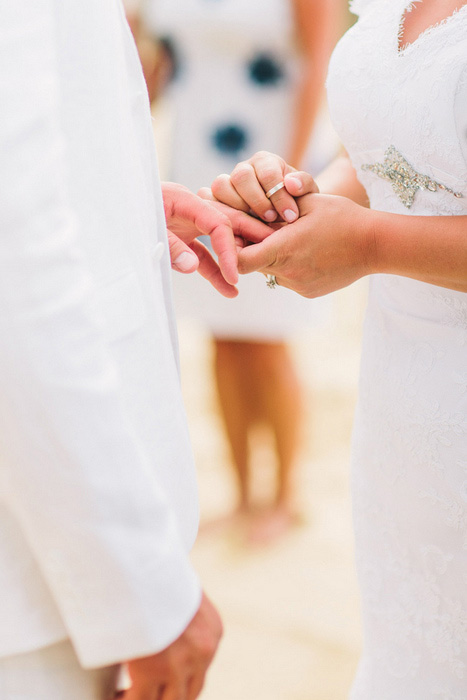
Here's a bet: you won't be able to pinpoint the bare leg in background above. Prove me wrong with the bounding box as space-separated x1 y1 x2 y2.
214 339 303 543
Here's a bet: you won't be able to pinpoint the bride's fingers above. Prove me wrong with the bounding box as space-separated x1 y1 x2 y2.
211 173 250 213
284 171 320 200
197 186 216 202
211 156 316 224
229 161 279 222
249 151 299 222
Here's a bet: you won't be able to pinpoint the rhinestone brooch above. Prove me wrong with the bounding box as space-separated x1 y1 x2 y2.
266 274 278 289
362 146 463 209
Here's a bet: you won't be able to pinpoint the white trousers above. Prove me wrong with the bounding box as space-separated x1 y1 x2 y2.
0 640 118 700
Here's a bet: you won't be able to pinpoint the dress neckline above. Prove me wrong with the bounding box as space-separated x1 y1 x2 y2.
397 0 467 56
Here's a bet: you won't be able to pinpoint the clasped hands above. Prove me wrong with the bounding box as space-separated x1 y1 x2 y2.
165 150 374 300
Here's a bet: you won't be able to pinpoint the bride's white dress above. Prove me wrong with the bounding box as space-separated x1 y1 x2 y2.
327 1 467 697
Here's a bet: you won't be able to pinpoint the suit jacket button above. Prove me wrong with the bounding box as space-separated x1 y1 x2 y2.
153 242 165 263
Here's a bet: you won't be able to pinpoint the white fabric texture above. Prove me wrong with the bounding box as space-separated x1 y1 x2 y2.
0 641 118 700
0 0 201 669
327 2 467 697
348 0 374 16
143 0 328 340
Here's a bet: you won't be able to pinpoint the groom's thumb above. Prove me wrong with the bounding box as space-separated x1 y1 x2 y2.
167 231 199 272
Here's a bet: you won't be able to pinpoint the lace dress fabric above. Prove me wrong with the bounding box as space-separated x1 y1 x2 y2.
326 2 467 698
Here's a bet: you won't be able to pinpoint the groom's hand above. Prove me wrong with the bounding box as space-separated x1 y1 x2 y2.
162 182 275 298
120 593 223 700
162 182 238 297
163 182 276 296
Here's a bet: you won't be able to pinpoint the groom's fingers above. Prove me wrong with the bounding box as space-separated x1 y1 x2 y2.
158 665 207 700
189 204 239 286
211 173 250 213
121 670 187 700
167 231 199 273
170 189 238 285
161 677 186 700
220 206 275 243
120 680 160 700
167 223 240 297
197 198 276 244
190 239 239 298
186 673 205 700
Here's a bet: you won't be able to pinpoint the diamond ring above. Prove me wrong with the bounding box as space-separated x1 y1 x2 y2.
266 274 278 289
265 182 285 199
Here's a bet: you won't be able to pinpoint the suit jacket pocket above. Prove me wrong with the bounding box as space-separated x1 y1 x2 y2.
93 268 147 343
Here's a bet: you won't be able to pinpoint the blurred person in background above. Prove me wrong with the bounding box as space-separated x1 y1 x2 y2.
140 0 342 544
123 0 173 104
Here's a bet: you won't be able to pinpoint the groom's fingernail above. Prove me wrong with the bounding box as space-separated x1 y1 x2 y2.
173 251 198 271
264 209 277 222
283 209 298 223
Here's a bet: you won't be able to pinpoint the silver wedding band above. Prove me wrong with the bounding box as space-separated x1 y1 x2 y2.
265 181 285 199
266 274 278 289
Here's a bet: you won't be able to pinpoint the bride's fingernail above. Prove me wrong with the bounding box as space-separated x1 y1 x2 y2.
285 176 302 191
264 209 277 222
174 251 198 271
283 209 298 223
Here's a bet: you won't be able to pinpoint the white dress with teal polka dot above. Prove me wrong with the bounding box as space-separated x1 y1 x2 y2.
143 0 329 339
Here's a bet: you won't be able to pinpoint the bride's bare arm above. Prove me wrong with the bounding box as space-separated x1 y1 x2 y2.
368 209 467 292
235 185 467 296
290 160 467 293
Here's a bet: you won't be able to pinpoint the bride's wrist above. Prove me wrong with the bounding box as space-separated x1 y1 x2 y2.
357 207 379 278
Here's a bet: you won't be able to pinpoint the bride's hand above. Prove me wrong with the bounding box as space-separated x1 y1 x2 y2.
237 191 375 299
210 151 319 224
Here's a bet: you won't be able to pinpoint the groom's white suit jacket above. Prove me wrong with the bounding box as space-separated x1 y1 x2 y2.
0 0 201 669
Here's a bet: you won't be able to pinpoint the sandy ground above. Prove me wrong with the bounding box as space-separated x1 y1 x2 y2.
176 279 368 700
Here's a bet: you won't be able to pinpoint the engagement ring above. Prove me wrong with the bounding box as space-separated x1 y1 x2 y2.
265 181 285 199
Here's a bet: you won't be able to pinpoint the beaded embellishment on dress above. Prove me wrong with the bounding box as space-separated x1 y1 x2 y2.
362 146 464 208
